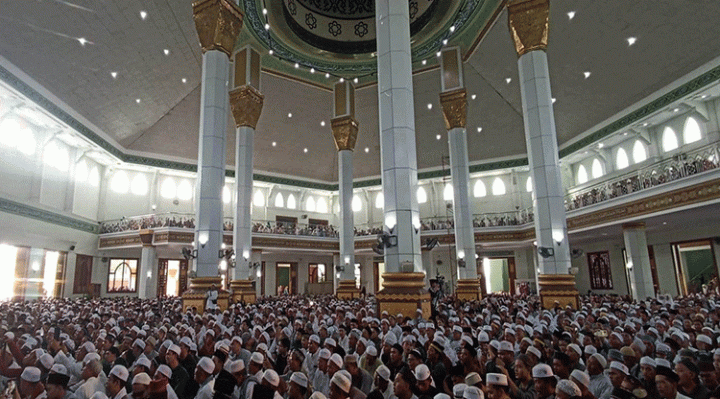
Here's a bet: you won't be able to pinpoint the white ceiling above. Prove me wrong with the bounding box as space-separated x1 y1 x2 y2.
2 0 720 182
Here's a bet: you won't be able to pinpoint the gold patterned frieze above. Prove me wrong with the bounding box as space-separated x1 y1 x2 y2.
507 0 549 57
192 0 244 56
331 115 359 151
229 85 264 129
440 88 467 130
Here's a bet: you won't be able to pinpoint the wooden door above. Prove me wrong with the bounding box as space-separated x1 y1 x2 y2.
179 259 189 295
507 257 517 294
648 246 659 295
157 259 168 297
291 262 298 294
53 252 67 298
73 254 93 295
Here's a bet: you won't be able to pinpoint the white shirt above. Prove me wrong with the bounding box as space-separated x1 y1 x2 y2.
195 376 216 399
74 377 105 399
112 388 128 399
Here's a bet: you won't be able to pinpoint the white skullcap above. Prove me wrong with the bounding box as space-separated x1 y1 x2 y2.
655 358 672 369
609 361 628 375
486 373 508 386
251 352 264 364
197 357 215 374
435 394 451 399
90 393 108 399
414 364 432 381
375 365 391 381
463 386 484 399
309 393 327 399
591 353 607 369
557 380 581 397
50 364 68 376
39 353 54 369
168 344 181 356
499 341 513 352
230 360 245 373
453 383 467 398
325 338 336 347
384 333 397 346
256 343 268 352
135 356 151 370
640 357 656 368
329 353 343 368
110 365 129 383
366 345 378 357
526 346 542 359
584 345 597 355
180 337 193 347
319 348 332 360
263 369 280 387
156 364 172 379
21 367 41 383
309 335 321 344
133 339 146 350
570 370 590 388
698 335 712 346
568 344 582 356
465 372 481 386
290 372 309 388
132 372 151 385
532 363 554 378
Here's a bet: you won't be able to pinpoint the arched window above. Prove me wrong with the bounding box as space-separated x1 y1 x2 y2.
317 197 329 213
274 193 284 208
351 195 362 212
632 140 647 163
177 180 193 201
616 148 629 170
443 184 454 201
287 194 297 209
110 170 129 193
577 165 588 184
684 117 702 144
526 177 533 193
223 186 232 204
473 180 486 197
305 196 316 212
88 167 100 187
375 192 384 209
160 177 176 199
252 190 265 207
591 158 604 179
492 178 506 196
662 127 679 152
75 160 88 183
130 174 148 196
417 187 427 204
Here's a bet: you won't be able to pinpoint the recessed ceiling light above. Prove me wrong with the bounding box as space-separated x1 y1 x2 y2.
662 222 667 225
552 98 557 104
325 73 330 78
354 78 359 84
264 23 270 30
288 113 292 118
422 60 427 65
339 78 344 83
623 132 628 136
268 49 274 55
364 147 369 153
272 141 276 147
583 71 591 78
181 78 187 84
140 10 147 20
642 122 649 127
477 127 482 133
449 25 455 33
294 63 299 69
442 39 448 45
163 49 170 56
471 94 477 100
310 68 315 73
567 11 575 20
627 37 637 46
701 94 708 99
303 148 308 153
598 143 604 148
427 103 432 110
135 99 141 103
505 78 512 84
436 51 441 58
320 121 325 127
583 151 588 154
436 134 441 140
110 72 118 79
262 8 267 15
78 37 88 46
672 108 680 112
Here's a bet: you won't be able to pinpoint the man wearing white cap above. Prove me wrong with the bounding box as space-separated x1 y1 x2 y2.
258 369 283 399
345 355 373 395
587 354 612 399
194 357 216 399
166 344 189 399
359 345 382 377
608 361 628 390
244 352 265 399
391 368 417 399
486 373 510 399
304 335 321 381
569 370 593 399
20 366 45 399
414 364 438 399
369 365 393 399
75 357 106 399
288 372 309 399
329 371 353 399
153 364 179 399
105 365 129 399
532 364 557 399
129 372 150 399
314 349 332 397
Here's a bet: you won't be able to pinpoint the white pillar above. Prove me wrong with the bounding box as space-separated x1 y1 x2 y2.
138 245 157 299
623 223 655 300
376 0 422 273
194 49 230 278
338 150 356 280
233 125 254 280
448 126 477 278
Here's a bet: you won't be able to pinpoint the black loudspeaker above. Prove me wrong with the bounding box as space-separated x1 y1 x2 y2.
69 245 76 251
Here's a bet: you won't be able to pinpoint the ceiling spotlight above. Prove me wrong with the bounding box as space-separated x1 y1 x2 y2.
268 49 274 55
505 78 512 84
598 143 604 148
294 63 299 69
442 39 448 45
471 94 477 100
321 121 326 127
427 103 433 110
110 72 118 79
552 98 557 104
449 25 455 33
364 147 369 153
135 98 141 103
354 78 359 84
627 37 637 46
181 78 187 84
583 71 591 78
310 68 315 73
325 73 330 78
477 127 482 133
140 10 147 20
567 11 575 20
623 132 628 136
264 23 270 30
303 148 308 153
163 49 170 56
263 8 267 15
701 94 708 99
339 78 344 83
436 51 441 58
436 134 441 140
288 113 292 118
673 108 680 112
78 37 88 46
642 122 649 127
422 60 427 65
272 141 276 147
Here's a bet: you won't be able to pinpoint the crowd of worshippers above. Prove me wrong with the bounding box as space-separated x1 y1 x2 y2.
1 293 719 399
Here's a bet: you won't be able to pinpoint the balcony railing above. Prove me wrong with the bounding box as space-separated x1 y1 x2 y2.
565 143 720 211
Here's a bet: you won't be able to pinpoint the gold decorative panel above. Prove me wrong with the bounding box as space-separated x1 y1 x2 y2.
229 85 264 129
331 115 359 151
507 0 549 57
440 88 468 130
192 0 244 56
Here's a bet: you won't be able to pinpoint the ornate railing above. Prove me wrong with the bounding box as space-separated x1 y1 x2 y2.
565 143 720 211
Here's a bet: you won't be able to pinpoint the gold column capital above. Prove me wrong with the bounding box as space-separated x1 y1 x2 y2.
192 0 244 56
331 115 359 151
622 222 646 230
439 88 467 130
229 85 264 129
138 229 154 247
507 0 549 57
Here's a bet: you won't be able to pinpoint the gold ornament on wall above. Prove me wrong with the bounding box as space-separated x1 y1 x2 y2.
507 0 549 57
229 85 265 129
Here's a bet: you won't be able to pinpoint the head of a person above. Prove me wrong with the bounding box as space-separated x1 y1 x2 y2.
552 352 572 379
105 365 129 397
345 355 360 376
487 373 510 399
608 362 628 388
81 358 102 380
407 350 423 371
131 372 151 398
515 355 533 382
261 369 280 391
414 364 433 393
328 354 343 376
532 364 557 399
154 365 172 387
675 358 700 387
195 357 214 384
554 379 581 399
390 344 404 365
19 367 43 398
393 367 417 399
655 366 679 399
330 371 352 399
289 372 309 399
374 366 391 389
290 349 305 372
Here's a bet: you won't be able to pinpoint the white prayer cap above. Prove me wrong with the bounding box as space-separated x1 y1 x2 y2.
319 348 332 360
414 364 432 381
453 383 467 399
290 372 309 388
132 372 151 385
263 369 280 387
329 353 344 368
331 371 352 393
532 363 554 378
156 364 172 379
435 394 451 399
197 357 215 374
168 344 181 356
499 341 513 352
526 346 542 359
698 335 712 346
463 386 484 399
133 338 146 350
21 367 41 383
251 352 264 364
109 365 129 383
570 370 590 388
568 344 582 356
486 373 508 386
136 356 152 370
50 364 68 376
309 393 327 399
609 361 628 375
230 360 245 373
584 345 597 355
309 334 321 344
39 353 54 369
556 380 581 397
465 372 481 386
375 365 391 381
366 345 378 357
590 353 607 369
640 357 656 368
325 338 337 347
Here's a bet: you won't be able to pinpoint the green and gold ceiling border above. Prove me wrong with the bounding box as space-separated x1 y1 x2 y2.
0 197 99 234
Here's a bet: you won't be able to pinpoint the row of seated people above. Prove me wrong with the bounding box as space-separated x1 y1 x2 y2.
99 217 195 234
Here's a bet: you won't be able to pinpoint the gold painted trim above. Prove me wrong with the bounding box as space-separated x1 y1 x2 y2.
229 85 265 129
192 0 244 56
507 0 549 57
440 88 468 130
331 115 359 151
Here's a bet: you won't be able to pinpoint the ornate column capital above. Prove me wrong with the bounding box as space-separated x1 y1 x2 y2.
331 115 359 151
507 0 549 57
229 85 264 129
439 88 467 130
192 0 244 56
138 229 154 247
622 222 646 230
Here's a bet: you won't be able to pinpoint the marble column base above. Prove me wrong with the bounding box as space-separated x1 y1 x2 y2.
336 280 360 300
229 279 256 304
376 273 431 318
456 279 482 301
537 274 579 309
182 276 229 313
